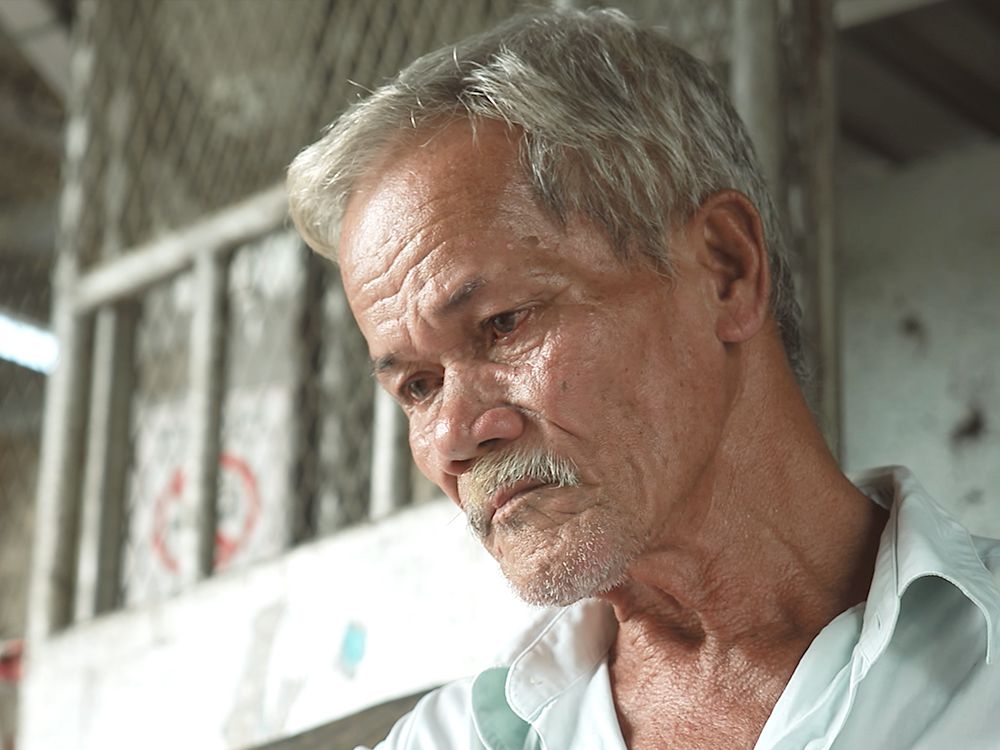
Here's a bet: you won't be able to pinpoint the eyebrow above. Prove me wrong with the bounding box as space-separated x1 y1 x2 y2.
369 276 488 378
371 353 397 377
437 277 486 316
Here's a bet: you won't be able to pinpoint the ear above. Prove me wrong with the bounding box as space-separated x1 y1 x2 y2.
689 190 771 344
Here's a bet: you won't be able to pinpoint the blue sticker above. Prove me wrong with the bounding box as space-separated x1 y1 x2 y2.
339 621 366 676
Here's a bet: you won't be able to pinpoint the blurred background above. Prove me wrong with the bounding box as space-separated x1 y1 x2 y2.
0 0 997 748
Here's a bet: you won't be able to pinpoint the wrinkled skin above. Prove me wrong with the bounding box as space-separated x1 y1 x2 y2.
338 120 736 605
335 119 886 748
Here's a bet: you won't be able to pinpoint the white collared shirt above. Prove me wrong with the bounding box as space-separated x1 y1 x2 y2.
366 467 1000 749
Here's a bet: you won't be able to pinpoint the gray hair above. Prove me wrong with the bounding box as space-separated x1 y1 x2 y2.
287 7 804 378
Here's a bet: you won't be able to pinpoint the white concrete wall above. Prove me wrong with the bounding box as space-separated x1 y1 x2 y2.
19 499 536 750
840 142 1000 537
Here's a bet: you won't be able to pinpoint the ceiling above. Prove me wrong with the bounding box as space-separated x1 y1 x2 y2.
838 0 1000 170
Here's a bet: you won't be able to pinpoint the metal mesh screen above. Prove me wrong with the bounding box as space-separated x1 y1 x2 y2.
42 0 738 610
121 273 193 604
72 0 331 267
605 0 731 65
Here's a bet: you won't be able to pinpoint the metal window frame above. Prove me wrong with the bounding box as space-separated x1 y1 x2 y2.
28 182 290 640
28 174 410 638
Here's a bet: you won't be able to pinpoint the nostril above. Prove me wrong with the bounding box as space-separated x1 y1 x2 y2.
478 437 502 450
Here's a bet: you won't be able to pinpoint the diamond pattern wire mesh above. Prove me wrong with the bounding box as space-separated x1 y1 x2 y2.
122 273 194 605
608 0 732 65
59 0 737 607
75 0 334 267
215 232 304 571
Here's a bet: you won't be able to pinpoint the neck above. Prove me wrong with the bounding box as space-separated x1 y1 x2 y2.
600 346 888 747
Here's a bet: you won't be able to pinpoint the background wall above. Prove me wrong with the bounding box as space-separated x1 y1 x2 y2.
840 142 1000 537
18 499 535 750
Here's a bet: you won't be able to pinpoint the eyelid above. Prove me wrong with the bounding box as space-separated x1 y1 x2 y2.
484 306 532 338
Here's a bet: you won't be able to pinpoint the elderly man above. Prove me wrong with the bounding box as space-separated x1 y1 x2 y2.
287 8 999 749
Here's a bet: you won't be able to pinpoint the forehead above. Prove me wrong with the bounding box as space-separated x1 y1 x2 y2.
337 120 564 316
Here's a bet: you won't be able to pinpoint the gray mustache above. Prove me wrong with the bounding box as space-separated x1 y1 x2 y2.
462 447 582 538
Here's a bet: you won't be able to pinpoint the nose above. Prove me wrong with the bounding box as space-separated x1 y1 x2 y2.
432 375 525 477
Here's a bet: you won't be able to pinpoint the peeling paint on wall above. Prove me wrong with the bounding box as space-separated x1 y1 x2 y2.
951 405 987 450
223 601 288 747
897 313 928 353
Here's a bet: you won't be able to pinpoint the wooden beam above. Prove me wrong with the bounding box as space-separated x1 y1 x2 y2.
25 286 93 641
837 35 986 159
782 0 841 454
839 116 912 165
851 20 1000 136
969 0 1000 31
25 0 95 644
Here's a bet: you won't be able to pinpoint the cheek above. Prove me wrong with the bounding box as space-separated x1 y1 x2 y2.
505 323 645 438
503 331 582 422
408 422 431 470
407 419 457 501
538 315 693 456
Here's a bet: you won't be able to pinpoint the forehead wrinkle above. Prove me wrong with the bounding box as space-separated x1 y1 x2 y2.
364 248 458 381
364 242 454 329
356 173 487 271
355 224 434 298
355 194 477 312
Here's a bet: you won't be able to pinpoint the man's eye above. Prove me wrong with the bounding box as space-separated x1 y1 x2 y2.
401 376 437 404
486 310 526 339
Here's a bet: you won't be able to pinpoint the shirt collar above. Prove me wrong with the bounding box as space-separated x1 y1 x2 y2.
504 598 617 721
470 600 617 749
853 465 1000 666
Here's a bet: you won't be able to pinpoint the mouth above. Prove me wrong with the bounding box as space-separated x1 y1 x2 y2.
488 478 552 524
457 448 584 541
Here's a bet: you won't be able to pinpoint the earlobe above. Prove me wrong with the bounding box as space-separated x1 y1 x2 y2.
694 190 771 345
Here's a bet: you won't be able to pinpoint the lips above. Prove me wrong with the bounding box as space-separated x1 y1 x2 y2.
488 478 550 523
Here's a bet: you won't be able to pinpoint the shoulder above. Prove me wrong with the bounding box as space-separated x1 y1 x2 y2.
364 678 482 750
363 605 576 749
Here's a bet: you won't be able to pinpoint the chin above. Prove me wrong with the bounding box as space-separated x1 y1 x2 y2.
505 566 628 607
497 522 638 607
